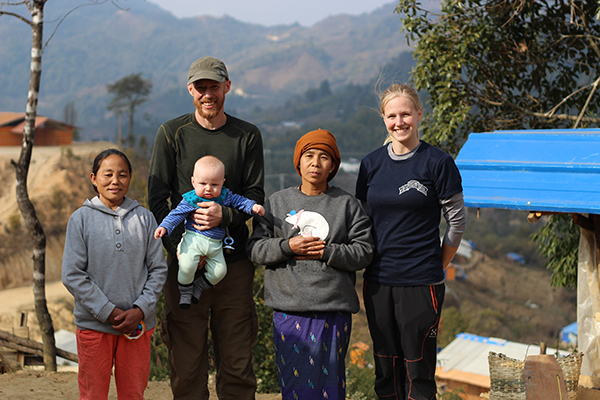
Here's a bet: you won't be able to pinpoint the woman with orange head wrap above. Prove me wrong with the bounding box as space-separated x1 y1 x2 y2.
248 129 374 400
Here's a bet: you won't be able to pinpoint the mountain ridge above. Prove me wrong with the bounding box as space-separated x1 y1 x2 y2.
0 0 407 140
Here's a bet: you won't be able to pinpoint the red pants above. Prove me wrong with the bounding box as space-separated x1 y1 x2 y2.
76 327 154 400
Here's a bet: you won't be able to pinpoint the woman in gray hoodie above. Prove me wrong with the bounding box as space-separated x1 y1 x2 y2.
62 149 167 400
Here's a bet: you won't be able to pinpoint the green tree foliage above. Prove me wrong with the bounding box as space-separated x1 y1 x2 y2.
7 212 22 234
396 0 600 286
138 135 149 157
438 388 466 400
106 73 153 146
398 0 600 155
305 80 333 102
531 214 579 288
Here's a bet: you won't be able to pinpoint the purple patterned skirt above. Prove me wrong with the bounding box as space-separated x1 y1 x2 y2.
273 310 352 400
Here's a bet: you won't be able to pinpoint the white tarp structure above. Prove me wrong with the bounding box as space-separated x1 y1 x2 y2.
578 227 600 380
456 239 473 259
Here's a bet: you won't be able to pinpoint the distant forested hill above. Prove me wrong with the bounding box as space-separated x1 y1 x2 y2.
255 51 420 185
0 0 409 141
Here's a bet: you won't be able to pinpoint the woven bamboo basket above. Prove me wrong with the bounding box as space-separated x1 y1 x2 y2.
485 351 583 400
556 352 584 400
488 352 526 400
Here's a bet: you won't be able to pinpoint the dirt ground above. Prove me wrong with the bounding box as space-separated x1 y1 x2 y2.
0 281 599 399
0 369 173 400
0 368 282 400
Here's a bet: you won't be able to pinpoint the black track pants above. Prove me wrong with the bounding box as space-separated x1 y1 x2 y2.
363 281 444 400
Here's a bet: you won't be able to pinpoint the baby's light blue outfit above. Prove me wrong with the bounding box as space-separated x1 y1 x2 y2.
158 187 257 285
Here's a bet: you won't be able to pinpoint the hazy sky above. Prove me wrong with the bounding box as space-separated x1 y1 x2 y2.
147 0 395 26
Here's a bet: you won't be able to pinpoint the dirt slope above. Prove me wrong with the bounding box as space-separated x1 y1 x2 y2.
0 143 113 225
0 143 114 289
444 251 577 347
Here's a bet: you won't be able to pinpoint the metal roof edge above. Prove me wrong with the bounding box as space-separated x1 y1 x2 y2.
456 129 600 213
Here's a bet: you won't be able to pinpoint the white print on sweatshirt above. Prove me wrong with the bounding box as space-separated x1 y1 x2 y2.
285 209 329 241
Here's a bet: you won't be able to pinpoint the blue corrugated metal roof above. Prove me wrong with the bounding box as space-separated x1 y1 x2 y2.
455 129 600 213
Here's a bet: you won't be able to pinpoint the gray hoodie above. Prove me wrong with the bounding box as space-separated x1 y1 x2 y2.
62 197 167 335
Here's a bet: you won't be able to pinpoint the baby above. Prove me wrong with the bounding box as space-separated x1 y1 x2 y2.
155 155 265 308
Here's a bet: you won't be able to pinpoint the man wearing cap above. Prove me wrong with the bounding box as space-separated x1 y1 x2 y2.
149 56 264 399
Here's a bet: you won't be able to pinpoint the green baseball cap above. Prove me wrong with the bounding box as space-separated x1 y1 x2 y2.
187 56 229 84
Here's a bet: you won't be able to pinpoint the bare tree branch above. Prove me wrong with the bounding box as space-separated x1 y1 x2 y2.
43 0 111 51
0 1 30 6
0 9 32 25
574 76 600 128
470 74 600 125
495 98 600 123
109 0 130 11
545 85 590 117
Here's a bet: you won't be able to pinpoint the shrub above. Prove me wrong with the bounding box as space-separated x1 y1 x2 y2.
252 265 280 393
149 292 169 381
346 362 377 399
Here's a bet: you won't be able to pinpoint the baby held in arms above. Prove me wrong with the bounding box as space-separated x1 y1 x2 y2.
154 155 265 309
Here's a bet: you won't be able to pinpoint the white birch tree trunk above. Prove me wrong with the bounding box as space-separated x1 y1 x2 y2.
7 0 57 371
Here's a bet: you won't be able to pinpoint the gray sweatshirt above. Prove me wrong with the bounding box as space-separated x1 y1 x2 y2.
247 186 374 314
62 197 168 334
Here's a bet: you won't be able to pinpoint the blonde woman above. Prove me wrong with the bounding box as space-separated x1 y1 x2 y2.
355 84 466 400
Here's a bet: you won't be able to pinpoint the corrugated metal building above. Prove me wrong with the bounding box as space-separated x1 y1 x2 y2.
437 333 569 399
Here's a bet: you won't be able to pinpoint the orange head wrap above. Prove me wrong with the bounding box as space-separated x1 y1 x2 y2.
293 129 341 182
